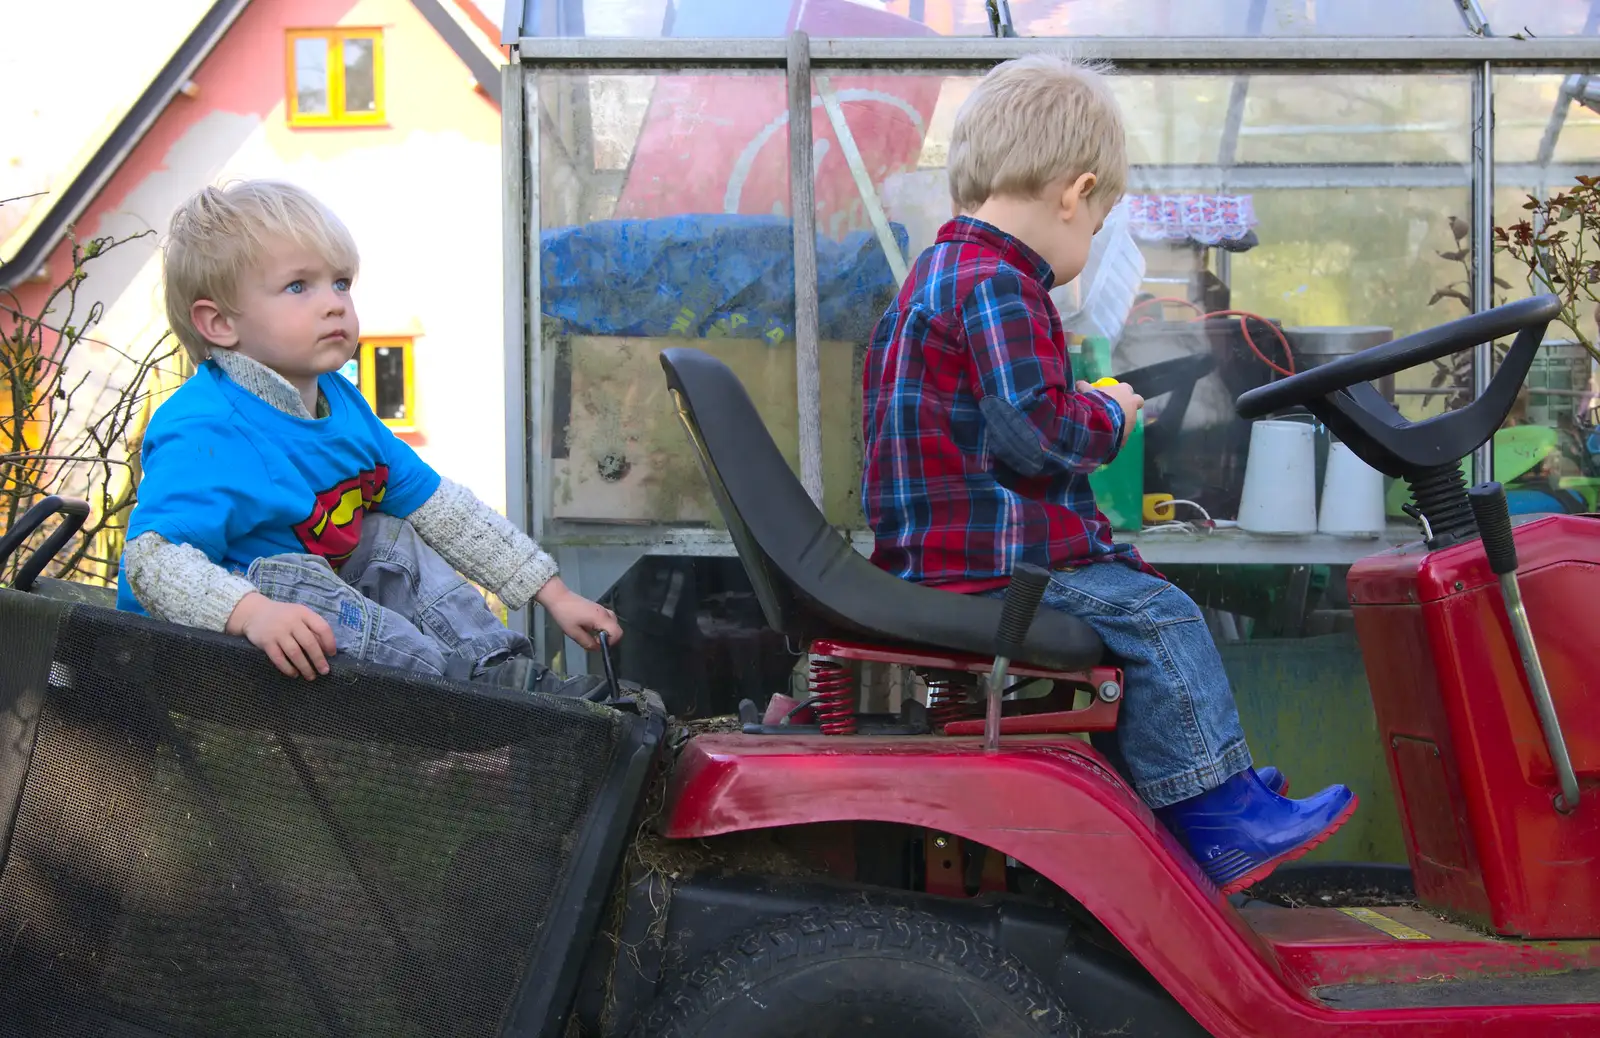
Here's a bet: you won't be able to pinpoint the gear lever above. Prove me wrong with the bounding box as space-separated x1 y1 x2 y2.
986 563 1052 751
1468 482 1580 813
597 629 621 699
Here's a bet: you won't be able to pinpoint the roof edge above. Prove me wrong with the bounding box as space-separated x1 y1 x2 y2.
0 0 253 292
409 0 505 106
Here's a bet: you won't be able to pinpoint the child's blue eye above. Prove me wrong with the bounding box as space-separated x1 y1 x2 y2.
334 277 351 292
286 280 305 294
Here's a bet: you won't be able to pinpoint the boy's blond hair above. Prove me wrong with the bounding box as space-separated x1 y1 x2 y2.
948 53 1127 214
163 180 360 364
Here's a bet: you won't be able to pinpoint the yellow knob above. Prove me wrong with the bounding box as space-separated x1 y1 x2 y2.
1090 377 1119 389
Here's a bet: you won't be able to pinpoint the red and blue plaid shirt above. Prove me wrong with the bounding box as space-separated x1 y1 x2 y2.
861 216 1153 591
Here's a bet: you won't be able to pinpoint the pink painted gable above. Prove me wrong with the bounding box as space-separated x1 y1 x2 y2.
10 0 499 318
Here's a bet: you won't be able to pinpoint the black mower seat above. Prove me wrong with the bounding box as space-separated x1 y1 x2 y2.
659 347 1103 672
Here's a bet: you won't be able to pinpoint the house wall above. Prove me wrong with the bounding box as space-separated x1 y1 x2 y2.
9 0 509 511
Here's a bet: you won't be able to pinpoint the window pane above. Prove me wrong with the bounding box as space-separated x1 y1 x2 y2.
524 0 962 37
1493 72 1600 504
815 71 1470 542
1233 75 1471 165
1015 0 1467 37
1495 73 1600 166
1479 0 1599 35
294 37 330 116
344 36 377 114
372 346 407 421
537 70 803 527
521 0 1474 37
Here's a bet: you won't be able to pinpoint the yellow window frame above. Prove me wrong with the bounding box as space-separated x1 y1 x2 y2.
0 378 45 493
286 28 386 127
355 337 416 432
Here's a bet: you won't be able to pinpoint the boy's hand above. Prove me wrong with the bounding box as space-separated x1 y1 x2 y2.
1078 379 1145 447
226 591 336 680
535 577 623 651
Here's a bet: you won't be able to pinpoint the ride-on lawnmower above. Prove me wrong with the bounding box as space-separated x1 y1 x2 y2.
0 294 1593 1037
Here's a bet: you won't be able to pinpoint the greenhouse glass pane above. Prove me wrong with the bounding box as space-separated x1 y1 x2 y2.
524 0 951 37
1013 0 1468 37
1479 0 1600 36
804 70 1473 537
1495 73 1600 165
1234 74 1473 165
535 70 808 528
524 0 1483 36
1493 73 1600 463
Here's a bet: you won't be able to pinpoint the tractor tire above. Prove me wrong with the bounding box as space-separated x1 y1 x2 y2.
630 905 1084 1038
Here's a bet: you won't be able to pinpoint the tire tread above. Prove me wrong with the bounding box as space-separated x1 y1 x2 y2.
631 904 1083 1037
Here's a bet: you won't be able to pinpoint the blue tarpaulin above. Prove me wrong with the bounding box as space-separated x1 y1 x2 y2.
539 215 909 344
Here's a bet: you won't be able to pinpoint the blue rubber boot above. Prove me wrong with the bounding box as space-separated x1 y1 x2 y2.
1256 766 1288 796
1156 768 1358 895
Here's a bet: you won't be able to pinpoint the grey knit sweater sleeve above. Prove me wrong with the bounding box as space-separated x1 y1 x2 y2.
123 532 257 632
122 479 559 625
403 476 559 610
122 349 557 623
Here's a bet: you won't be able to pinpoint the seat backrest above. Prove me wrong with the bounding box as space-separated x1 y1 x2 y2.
660 347 842 640
660 347 1106 670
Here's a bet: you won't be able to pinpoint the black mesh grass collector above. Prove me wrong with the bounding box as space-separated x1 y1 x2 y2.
0 587 662 1038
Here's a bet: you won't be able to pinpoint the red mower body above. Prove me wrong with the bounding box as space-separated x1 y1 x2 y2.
664 733 1600 1038
1349 514 1600 939
648 339 1598 1036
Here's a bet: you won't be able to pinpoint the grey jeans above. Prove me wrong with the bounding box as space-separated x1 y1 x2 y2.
246 512 533 680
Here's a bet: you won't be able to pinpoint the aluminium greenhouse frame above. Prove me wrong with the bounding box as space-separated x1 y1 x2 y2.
500 23 1600 655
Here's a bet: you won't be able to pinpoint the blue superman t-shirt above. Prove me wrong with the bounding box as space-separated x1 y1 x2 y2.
115 361 442 614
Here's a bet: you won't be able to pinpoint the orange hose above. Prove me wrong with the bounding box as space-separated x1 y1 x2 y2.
1195 309 1297 378
1124 297 1296 377
1129 296 1204 319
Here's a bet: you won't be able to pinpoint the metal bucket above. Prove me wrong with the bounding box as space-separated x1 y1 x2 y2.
1284 326 1396 403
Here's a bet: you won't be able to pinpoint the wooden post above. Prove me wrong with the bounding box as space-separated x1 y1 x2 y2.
787 29 824 508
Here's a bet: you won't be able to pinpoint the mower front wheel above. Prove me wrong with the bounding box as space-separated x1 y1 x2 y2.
630 905 1084 1038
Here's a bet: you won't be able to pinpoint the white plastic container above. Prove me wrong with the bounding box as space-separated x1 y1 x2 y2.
1318 440 1386 538
1053 199 1146 345
1237 418 1318 536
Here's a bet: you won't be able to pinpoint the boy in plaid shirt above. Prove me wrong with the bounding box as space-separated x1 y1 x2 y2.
860 55 1356 895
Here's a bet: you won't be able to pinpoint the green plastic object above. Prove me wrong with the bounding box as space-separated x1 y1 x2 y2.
1383 424 1560 517
1560 476 1600 511
1078 336 1145 531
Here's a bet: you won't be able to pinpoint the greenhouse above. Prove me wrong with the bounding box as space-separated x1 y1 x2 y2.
501 0 1599 857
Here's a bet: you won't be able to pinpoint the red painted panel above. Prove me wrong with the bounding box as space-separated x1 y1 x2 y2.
662 733 1600 1035
1391 736 1472 871
1351 514 1600 938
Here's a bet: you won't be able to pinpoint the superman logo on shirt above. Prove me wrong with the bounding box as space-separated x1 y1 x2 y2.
293 464 389 564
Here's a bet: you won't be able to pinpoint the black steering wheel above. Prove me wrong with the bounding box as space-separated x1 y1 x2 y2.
1235 294 1563 480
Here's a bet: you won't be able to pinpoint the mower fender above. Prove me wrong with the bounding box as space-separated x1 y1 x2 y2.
658 735 1298 1038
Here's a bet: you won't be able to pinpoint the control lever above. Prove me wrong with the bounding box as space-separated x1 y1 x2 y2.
1468 482 1580 813
986 563 1052 751
597 629 622 700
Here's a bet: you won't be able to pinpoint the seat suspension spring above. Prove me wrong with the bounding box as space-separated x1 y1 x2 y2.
808 656 857 735
926 677 977 728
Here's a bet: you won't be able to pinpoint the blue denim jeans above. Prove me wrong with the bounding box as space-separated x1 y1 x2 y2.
246 513 533 680
990 563 1252 808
